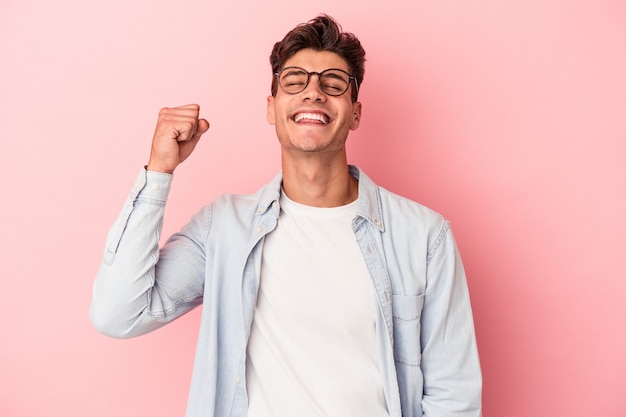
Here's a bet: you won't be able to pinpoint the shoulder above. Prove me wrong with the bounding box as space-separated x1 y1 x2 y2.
354 165 446 229
355 167 450 258
209 172 282 219
378 185 446 225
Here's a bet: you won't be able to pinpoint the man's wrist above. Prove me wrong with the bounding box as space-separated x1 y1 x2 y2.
145 163 175 174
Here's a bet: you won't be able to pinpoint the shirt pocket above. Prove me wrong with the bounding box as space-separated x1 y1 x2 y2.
392 294 424 367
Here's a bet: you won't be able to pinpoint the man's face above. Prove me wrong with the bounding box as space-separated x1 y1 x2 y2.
267 48 361 156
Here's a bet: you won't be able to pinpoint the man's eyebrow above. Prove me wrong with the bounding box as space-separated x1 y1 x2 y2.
282 68 307 76
322 72 346 80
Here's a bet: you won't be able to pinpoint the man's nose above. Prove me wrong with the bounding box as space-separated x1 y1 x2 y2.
302 73 326 101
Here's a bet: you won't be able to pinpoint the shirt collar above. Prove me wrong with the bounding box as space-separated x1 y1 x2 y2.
350 165 385 232
256 165 384 232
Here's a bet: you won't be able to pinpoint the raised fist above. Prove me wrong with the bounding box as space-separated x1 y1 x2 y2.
146 104 210 173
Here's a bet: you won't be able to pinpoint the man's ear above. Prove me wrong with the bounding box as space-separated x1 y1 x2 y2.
350 101 362 130
267 95 276 125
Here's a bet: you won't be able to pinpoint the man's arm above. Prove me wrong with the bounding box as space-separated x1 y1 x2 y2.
421 225 482 416
90 104 210 338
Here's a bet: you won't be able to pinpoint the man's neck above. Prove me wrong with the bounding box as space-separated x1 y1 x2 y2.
281 155 358 208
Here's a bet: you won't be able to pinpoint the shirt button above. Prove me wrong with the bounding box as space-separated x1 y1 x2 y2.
151 183 160 191
374 220 382 228
235 376 241 384
255 226 263 233
272 201 279 209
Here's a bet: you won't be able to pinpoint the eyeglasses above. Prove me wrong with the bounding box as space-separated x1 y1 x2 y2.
274 66 359 98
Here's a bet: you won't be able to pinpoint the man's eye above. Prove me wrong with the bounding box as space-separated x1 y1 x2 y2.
282 74 306 86
323 82 343 91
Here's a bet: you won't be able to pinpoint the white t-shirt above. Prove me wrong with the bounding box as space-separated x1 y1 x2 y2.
246 191 389 417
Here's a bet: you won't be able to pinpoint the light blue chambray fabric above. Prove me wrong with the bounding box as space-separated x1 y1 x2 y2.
90 165 481 417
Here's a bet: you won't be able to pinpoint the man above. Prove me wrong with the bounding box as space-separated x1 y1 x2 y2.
91 14 482 417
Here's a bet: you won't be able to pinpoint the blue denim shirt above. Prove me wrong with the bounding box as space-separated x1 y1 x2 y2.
90 165 482 417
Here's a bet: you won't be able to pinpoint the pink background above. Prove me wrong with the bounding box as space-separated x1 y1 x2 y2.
1 0 625 416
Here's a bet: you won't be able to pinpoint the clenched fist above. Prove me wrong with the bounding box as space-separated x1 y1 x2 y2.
146 104 210 173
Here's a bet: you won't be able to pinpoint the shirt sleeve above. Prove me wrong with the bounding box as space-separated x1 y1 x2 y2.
89 168 207 338
421 223 482 416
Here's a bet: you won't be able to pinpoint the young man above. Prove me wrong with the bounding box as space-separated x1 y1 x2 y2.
90 14 482 417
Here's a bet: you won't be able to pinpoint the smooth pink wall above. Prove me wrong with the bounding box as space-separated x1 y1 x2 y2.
1 1 625 416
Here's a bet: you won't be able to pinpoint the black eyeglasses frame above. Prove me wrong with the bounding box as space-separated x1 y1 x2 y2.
274 66 359 100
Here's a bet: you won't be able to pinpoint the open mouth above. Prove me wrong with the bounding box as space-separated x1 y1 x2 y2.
293 112 329 125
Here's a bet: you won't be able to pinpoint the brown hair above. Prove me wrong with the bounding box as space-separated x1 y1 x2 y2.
270 14 366 101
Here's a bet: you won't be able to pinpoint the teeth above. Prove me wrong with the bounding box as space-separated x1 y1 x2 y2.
295 113 327 124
